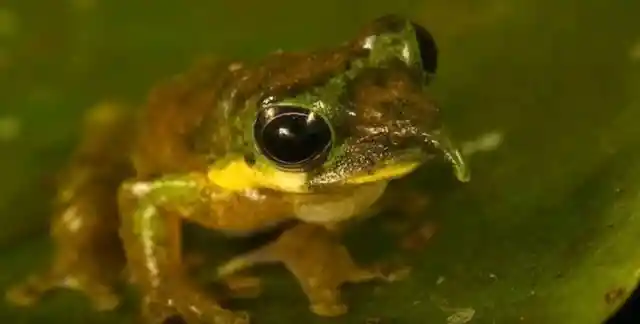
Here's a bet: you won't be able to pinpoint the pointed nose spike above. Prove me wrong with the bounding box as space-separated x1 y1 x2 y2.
425 129 470 183
446 147 470 182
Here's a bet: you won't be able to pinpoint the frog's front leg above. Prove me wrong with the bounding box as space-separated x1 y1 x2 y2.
118 174 248 324
217 223 390 317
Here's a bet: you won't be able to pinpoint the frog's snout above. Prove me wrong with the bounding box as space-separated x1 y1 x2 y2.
422 129 471 183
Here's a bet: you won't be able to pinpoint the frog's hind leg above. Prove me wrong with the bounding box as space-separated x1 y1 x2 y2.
6 215 124 311
5 102 134 311
216 223 393 317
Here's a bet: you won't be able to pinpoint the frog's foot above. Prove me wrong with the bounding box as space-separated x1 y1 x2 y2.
219 275 262 299
216 223 393 317
138 282 250 324
5 203 124 311
5 262 120 311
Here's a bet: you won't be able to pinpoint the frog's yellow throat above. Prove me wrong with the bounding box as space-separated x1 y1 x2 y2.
207 158 309 193
207 157 423 193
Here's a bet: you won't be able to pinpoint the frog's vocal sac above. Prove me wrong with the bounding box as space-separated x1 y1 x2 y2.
5 14 470 324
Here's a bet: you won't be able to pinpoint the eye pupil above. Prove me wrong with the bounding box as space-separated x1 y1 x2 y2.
410 22 438 75
254 106 332 169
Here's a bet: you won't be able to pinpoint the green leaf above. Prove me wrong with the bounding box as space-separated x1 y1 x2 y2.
1 0 639 323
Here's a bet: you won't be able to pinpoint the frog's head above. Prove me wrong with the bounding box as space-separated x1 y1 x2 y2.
218 15 469 193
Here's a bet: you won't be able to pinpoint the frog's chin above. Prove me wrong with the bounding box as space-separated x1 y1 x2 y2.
293 181 389 224
207 158 311 193
343 161 422 185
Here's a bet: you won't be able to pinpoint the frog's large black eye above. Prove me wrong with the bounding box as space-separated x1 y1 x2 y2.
410 22 438 75
254 106 332 170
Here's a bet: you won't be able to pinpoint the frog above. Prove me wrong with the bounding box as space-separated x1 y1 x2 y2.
5 14 470 324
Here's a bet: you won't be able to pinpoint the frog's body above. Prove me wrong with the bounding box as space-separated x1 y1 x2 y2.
6 15 469 324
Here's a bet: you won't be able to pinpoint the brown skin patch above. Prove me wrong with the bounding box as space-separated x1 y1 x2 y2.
349 63 440 138
132 58 232 177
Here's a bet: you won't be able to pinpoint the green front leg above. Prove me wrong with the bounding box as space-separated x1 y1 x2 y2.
118 173 248 324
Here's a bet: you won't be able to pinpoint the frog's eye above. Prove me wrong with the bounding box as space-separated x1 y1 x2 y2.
253 106 332 170
410 22 438 75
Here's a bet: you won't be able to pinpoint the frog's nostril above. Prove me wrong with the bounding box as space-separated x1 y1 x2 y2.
410 22 438 75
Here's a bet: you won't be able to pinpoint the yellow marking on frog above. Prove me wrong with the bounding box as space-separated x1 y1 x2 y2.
345 162 421 185
208 158 308 193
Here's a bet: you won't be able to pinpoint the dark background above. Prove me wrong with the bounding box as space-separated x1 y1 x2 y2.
607 286 639 323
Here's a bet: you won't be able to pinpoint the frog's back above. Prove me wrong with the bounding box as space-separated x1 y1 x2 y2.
131 58 239 178
131 47 359 179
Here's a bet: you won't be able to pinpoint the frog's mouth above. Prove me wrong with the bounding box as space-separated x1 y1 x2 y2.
308 128 470 187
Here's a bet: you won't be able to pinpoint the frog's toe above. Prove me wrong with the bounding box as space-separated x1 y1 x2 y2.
346 266 385 283
301 284 348 317
216 244 279 279
348 263 412 283
63 274 120 311
5 272 66 307
306 288 348 317
140 287 250 324
5 276 45 306
310 302 348 317
5 269 120 311
146 305 249 324
221 275 262 299
84 284 120 311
